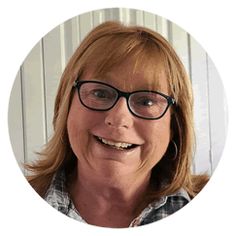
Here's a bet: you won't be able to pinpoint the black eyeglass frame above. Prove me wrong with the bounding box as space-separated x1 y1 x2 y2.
73 80 175 120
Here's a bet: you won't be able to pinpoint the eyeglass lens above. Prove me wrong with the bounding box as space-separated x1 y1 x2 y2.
78 82 170 119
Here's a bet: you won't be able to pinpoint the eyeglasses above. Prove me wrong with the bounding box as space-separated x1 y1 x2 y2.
73 80 175 120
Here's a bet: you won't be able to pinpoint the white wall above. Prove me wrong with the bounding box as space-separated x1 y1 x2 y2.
8 8 227 175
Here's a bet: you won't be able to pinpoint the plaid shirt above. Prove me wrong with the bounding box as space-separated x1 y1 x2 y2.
44 169 190 227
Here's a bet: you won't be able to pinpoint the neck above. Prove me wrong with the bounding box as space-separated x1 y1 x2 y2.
68 165 151 227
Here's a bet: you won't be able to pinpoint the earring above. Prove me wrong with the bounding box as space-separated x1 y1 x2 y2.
169 140 178 160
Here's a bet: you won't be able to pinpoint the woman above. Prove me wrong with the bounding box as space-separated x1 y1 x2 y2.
26 21 208 228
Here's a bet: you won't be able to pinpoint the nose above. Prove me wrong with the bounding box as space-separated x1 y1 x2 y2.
104 97 134 129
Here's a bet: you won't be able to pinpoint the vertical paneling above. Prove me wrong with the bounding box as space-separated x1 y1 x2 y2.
21 42 46 163
169 22 190 76
207 56 228 171
8 70 25 170
190 36 211 174
8 8 227 176
135 10 144 25
143 11 157 31
119 8 131 23
124 8 138 25
104 8 120 22
156 16 168 39
43 26 63 139
79 12 93 42
93 9 105 27
62 20 75 65
71 16 80 52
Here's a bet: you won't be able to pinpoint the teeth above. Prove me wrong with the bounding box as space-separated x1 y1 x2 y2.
97 136 133 149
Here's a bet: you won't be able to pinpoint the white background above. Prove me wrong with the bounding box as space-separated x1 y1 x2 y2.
0 1 235 235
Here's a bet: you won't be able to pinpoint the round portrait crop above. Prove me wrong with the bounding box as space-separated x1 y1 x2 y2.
8 8 227 228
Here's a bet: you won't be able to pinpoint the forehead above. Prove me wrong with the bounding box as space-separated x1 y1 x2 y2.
82 55 170 94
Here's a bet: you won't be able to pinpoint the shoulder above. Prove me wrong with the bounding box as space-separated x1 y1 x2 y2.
137 188 190 226
44 169 71 214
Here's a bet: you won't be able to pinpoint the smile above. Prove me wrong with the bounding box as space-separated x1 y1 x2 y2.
95 136 138 150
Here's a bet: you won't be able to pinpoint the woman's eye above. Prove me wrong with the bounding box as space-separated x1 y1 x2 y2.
137 98 156 106
92 89 110 99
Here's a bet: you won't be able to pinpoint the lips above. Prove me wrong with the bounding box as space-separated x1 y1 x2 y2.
94 135 139 150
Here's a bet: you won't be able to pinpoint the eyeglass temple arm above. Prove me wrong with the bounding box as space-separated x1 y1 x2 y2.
169 97 176 105
73 80 79 88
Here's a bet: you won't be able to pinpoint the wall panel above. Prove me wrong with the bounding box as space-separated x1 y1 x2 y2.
43 26 63 139
8 70 25 170
93 9 105 27
190 36 211 174
143 11 157 31
169 22 190 75
21 42 46 163
156 15 168 39
79 12 93 42
207 56 228 171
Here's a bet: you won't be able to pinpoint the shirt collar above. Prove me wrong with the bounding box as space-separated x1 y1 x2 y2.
44 169 71 215
44 169 190 226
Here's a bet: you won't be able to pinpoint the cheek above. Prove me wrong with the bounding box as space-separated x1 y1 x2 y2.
67 97 97 154
141 115 171 163
67 109 86 155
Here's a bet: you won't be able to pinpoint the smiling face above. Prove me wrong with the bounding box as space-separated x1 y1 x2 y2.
67 58 172 183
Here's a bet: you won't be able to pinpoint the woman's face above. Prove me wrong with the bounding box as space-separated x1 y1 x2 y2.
67 61 171 181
